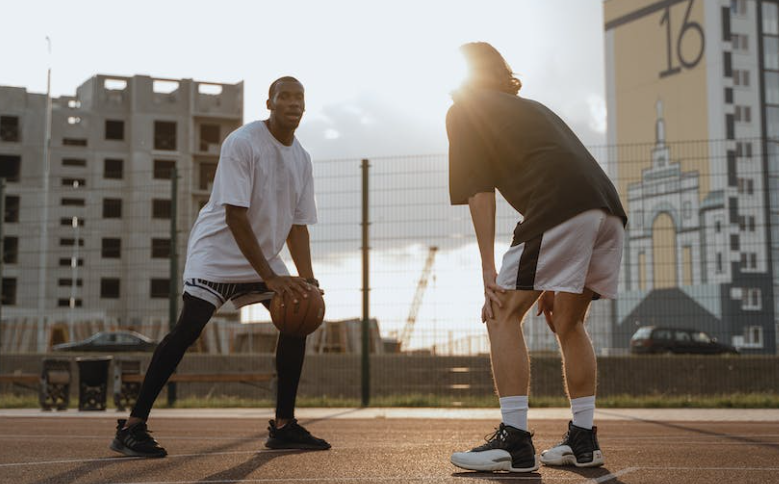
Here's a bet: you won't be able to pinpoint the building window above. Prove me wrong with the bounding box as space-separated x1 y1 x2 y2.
3 236 18 264
199 124 220 152
62 158 86 167
767 72 779 105
2 278 16 305
103 198 122 218
749 216 756 231
62 178 86 187
57 298 83 308
61 197 85 206
62 138 87 147
59 238 84 247
735 105 751 123
743 326 764 348
731 33 749 52
0 155 21 182
59 257 83 267
736 142 753 159
199 163 217 190
105 120 124 140
58 278 83 287
765 37 779 70
154 121 177 151
100 278 120 299
5 195 19 223
731 234 740 251
733 69 750 87
0 116 20 142
150 278 170 298
750 253 757 268
742 288 762 310
60 217 84 227
731 0 747 16
101 237 121 258
765 3 779 35
151 238 171 258
152 199 172 219
716 253 723 273
153 159 175 180
104 158 123 179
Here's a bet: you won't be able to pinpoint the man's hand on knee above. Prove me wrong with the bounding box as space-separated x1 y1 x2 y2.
537 291 556 332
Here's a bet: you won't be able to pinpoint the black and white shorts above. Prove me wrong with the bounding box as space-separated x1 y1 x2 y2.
183 279 274 310
496 209 624 299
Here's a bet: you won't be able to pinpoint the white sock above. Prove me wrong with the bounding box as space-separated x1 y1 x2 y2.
571 396 596 430
499 395 529 431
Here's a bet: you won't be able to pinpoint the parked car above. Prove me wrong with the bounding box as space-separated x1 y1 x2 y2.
630 326 739 355
52 330 157 352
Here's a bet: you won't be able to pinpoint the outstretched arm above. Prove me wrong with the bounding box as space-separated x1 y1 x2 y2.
468 191 504 321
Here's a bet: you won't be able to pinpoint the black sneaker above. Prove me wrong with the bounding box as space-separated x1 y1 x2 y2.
450 423 538 472
540 421 604 467
109 419 168 458
264 419 331 450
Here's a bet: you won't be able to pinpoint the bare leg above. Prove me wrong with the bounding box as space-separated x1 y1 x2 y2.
486 290 542 396
552 290 596 399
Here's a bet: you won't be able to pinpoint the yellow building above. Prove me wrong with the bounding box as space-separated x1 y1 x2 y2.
604 0 778 353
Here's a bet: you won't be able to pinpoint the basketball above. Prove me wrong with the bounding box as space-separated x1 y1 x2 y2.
270 289 326 337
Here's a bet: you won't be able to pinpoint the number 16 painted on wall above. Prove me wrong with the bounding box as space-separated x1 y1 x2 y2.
660 0 706 78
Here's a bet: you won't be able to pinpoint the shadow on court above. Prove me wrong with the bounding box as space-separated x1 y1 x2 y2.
196 450 308 483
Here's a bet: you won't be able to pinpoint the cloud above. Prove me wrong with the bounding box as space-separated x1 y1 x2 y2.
297 94 448 160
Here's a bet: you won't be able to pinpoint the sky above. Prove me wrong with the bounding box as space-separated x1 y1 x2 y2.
2 0 612 349
1 0 608 160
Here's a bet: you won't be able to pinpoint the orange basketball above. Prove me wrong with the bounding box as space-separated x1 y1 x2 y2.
270 289 325 337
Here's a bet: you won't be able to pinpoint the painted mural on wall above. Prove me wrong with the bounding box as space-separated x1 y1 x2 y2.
604 0 776 353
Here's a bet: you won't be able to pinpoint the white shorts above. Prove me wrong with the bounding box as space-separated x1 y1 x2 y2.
496 209 624 299
183 278 274 310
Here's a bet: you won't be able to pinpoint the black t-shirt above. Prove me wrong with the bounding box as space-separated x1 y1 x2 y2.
447 89 627 244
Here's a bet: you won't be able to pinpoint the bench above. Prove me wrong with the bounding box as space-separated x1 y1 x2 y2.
0 359 72 410
113 359 275 410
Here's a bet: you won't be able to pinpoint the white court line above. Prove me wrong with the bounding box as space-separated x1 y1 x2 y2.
0 449 291 468
0 444 434 468
111 478 581 483
4 434 779 448
642 466 779 471
573 467 639 484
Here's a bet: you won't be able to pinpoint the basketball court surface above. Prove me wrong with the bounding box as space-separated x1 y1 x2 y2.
1 408 778 483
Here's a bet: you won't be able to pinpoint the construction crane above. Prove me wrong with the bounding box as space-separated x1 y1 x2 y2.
399 246 438 351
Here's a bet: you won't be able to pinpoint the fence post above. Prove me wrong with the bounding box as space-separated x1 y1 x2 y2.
167 167 179 406
0 178 4 370
361 159 370 407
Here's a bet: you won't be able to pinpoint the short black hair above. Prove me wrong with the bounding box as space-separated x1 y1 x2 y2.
268 76 302 99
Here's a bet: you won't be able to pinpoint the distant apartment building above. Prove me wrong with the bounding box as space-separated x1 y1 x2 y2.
0 75 243 342
604 0 779 353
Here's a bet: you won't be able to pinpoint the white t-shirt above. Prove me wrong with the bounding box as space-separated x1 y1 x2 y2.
183 120 317 282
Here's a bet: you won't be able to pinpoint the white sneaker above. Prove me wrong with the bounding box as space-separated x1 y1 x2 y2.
540 421 604 467
451 423 539 473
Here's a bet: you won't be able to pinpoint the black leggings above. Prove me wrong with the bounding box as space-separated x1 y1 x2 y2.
131 293 307 420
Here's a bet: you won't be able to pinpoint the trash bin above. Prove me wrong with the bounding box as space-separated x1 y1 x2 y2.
39 358 72 411
76 356 112 411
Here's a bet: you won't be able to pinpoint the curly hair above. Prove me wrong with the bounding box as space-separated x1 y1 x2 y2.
459 42 522 95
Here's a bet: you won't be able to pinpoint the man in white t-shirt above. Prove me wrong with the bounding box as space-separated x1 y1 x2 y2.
110 77 330 458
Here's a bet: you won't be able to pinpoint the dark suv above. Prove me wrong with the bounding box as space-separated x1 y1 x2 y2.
630 326 738 355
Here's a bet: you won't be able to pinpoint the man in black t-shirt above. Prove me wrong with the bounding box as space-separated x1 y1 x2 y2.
447 43 627 473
